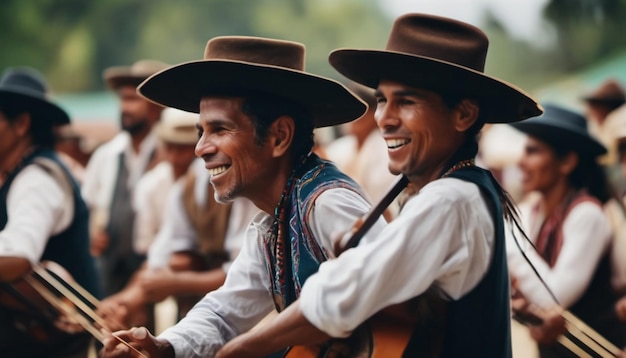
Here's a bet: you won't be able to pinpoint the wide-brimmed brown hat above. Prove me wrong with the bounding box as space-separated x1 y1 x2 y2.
329 13 542 123
103 59 170 89
582 79 626 109
0 67 70 125
137 36 367 128
155 107 199 145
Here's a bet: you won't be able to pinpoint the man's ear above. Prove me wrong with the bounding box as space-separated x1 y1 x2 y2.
269 115 295 157
12 112 32 138
560 151 579 176
454 99 480 132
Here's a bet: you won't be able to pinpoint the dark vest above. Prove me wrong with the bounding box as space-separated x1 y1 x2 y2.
0 149 100 297
403 166 512 357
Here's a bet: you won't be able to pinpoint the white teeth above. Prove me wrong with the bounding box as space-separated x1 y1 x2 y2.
386 139 410 149
208 166 228 176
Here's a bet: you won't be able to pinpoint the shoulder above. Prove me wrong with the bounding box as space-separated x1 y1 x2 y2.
91 132 129 157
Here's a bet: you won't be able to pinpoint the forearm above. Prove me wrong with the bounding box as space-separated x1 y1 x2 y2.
220 300 330 357
171 269 227 296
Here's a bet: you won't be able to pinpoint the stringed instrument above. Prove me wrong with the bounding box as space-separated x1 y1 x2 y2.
283 175 444 358
0 261 147 357
513 303 622 358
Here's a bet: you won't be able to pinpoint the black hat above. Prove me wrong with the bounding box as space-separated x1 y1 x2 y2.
511 103 606 157
0 67 70 125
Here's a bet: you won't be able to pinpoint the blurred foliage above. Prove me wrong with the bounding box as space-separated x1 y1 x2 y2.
1 0 625 94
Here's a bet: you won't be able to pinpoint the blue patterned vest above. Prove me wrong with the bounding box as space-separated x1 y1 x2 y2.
264 154 366 311
0 149 100 297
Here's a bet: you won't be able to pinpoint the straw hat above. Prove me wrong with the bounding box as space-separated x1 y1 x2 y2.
154 107 199 145
103 59 170 89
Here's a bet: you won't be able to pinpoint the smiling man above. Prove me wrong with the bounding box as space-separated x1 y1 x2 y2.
100 36 383 358
214 13 543 358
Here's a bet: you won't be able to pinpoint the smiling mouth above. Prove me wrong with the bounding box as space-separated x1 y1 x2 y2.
207 165 229 176
386 139 411 149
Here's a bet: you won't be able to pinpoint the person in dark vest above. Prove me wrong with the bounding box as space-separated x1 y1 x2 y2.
507 104 626 357
82 60 169 297
215 13 543 358
0 67 100 357
100 36 378 358
105 14 541 357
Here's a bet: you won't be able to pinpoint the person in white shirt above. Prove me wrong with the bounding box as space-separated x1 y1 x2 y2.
100 35 379 358
104 15 542 358
82 59 169 297
133 107 200 255
507 104 626 356
0 67 100 356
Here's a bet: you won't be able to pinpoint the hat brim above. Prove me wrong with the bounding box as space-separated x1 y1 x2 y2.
0 88 70 125
137 60 367 128
511 120 607 157
329 49 542 123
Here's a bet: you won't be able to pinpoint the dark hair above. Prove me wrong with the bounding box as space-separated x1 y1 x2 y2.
0 96 56 149
240 92 315 160
552 145 616 205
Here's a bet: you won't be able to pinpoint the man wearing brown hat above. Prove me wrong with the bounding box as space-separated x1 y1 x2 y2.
100 36 382 357
82 60 169 297
0 67 100 356
213 13 543 358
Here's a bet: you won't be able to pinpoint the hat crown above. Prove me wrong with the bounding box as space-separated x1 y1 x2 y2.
204 36 305 71
0 67 48 97
584 79 626 102
386 13 488 72
540 104 588 131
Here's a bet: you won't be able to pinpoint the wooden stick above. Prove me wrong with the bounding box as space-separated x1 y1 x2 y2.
339 175 409 254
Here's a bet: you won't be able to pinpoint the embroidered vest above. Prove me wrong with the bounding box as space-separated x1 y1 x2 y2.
403 166 512 357
0 149 100 297
265 156 366 311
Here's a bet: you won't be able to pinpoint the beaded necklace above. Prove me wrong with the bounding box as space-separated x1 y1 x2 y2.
440 158 475 178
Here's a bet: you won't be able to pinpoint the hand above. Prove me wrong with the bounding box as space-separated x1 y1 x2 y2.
98 295 131 331
140 268 177 302
529 306 567 344
616 296 626 321
91 229 109 257
101 327 174 358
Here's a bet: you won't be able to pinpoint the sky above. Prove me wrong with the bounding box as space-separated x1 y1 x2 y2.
381 0 555 47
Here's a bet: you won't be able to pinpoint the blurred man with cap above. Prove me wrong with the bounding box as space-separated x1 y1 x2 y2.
0 67 100 356
215 13 542 358
100 35 380 358
82 60 169 297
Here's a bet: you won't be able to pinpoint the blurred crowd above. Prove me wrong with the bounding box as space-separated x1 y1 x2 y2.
2 47 626 357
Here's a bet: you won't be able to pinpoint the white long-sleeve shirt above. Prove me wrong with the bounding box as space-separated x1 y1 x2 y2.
506 197 612 309
299 177 495 338
158 186 384 357
0 164 73 263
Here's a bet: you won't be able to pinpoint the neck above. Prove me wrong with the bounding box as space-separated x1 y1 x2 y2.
540 180 573 217
130 129 150 153
250 161 293 215
1 140 34 179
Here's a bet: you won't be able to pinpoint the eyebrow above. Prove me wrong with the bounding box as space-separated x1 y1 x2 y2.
374 88 426 98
